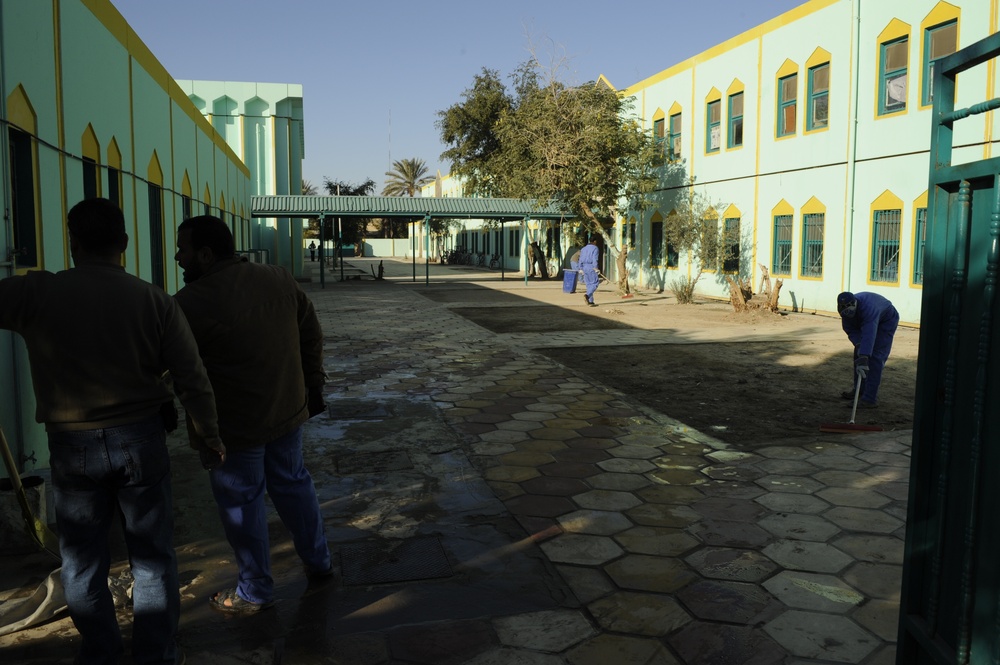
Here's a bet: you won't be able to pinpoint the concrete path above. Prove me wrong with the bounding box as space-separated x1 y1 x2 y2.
0 257 906 664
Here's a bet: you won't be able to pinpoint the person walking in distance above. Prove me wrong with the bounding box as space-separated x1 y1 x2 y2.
0 197 223 665
837 291 900 408
174 215 331 615
578 237 600 307
308 240 316 262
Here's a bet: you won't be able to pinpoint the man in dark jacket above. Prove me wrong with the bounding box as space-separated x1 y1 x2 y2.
174 216 330 615
837 291 900 408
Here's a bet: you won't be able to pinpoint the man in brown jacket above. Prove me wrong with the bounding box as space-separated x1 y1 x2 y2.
0 197 222 664
174 215 330 615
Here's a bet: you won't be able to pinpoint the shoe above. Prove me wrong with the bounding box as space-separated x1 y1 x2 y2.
840 390 855 400
583 295 590 305
588 302 597 307
209 588 274 615
307 565 335 581
857 400 878 409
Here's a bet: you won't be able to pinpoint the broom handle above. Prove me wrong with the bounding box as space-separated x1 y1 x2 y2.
849 374 862 424
0 426 25 495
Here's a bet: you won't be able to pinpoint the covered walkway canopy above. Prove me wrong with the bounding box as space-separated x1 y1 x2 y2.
251 195 575 285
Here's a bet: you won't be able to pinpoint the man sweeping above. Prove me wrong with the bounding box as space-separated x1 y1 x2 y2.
837 291 900 408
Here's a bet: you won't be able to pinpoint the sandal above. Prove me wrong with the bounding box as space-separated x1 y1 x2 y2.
208 588 274 615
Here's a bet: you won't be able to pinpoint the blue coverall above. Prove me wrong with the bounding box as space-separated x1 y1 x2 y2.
841 291 900 404
578 243 600 305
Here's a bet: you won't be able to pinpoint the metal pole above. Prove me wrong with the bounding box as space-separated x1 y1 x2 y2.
523 217 529 285
338 217 344 282
412 220 416 282
500 222 505 281
319 213 326 289
424 215 431 285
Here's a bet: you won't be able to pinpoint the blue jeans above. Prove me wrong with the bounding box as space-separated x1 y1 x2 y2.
48 416 178 665
209 425 330 604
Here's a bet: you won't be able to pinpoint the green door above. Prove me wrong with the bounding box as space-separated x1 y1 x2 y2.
898 32 1000 665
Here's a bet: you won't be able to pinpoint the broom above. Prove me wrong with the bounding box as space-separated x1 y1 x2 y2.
819 375 884 433
0 425 61 559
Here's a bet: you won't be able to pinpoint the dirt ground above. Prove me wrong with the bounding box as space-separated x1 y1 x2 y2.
447 288 919 449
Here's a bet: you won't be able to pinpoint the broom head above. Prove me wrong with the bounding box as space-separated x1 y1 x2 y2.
819 422 885 433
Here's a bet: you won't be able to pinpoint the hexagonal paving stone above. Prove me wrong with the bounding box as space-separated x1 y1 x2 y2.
389 619 494 664
702 465 767 482
762 539 853 574
698 481 767 500
605 555 697 593
525 402 568 413
555 564 615 604
538 462 601 479
564 437 618 450
614 526 699 556
866 465 910 482
463 648 564 665
808 454 871 471
647 468 707 485
573 489 642 511
516 440 569 453
540 533 624 565
685 546 778 582
585 472 651 492
758 513 841 541
510 411 557 422
587 590 691 635
817 487 891 508
530 428 579 442
652 454 706 469
764 610 879 662
754 458 819 476
763 571 864 613
669 622 786 665
852 598 899 641
858 451 911 467
811 470 876 489
558 509 634 536
754 492 830 514
500 451 556 467
692 497 768 522
691 519 772 548
481 429 538 445
519 475 591 497
542 418 592 430
497 420 545 433
485 466 541 483
626 503 701 528
487 481 525 501
552 448 611 464
679 579 781 624
494 609 596 652
756 446 816 460
471 441 517 456
824 507 903 534
607 445 664 460
566 634 680 665
843 562 903 600
874 481 909 501
597 458 656 473
755 475 825 494
635 485 705 504
505 494 577 518
832 534 904 565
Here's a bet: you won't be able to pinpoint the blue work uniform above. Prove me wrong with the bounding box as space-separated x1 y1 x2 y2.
841 291 900 404
578 243 600 305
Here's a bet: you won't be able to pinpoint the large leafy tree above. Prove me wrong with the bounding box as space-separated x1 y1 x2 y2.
437 61 659 256
382 158 434 197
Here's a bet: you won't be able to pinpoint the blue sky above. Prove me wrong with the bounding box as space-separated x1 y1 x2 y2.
111 0 804 193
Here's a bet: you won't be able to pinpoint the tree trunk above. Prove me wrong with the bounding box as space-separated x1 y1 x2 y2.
616 246 630 296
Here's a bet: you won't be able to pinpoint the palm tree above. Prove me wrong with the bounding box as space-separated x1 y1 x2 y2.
382 158 433 197
301 179 317 195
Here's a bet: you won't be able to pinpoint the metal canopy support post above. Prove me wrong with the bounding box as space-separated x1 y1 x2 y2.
338 217 344 282
318 213 327 289
424 215 431 285
523 217 529 285
411 220 416 282
500 221 505 281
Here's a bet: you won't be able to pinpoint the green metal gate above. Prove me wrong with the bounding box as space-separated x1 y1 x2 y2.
898 32 1000 665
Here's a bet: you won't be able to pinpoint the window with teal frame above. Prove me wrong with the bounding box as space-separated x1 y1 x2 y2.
871 209 901 282
668 113 682 161
880 37 908 115
723 217 740 273
651 221 664 266
914 207 927 284
923 21 957 106
800 213 824 277
777 74 797 137
706 100 721 153
653 118 665 163
807 64 829 130
8 127 38 268
728 93 743 148
772 215 792 275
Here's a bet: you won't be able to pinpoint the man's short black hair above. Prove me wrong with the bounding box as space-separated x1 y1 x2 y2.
178 215 235 259
67 198 126 253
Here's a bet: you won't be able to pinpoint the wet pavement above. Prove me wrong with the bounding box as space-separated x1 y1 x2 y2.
0 257 907 664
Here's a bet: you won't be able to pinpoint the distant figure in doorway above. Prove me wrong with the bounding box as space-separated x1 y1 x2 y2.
308 241 317 261
528 241 549 279
579 238 600 307
837 291 900 408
